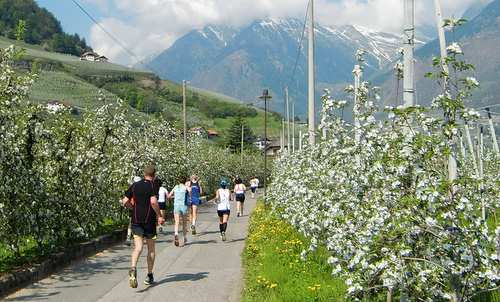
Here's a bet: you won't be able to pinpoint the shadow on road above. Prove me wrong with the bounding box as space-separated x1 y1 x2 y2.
5 291 60 301
228 237 246 243
136 272 209 293
195 230 220 237
185 240 217 246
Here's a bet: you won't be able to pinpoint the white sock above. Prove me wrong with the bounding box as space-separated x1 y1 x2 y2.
192 219 196 226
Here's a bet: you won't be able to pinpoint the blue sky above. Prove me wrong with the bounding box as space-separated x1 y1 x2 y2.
35 0 96 41
33 0 483 65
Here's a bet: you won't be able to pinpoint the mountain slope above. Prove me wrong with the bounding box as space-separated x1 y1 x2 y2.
0 35 282 137
376 0 500 108
149 18 403 116
0 0 92 56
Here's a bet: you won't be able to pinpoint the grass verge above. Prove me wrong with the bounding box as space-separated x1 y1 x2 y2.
242 201 346 302
242 202 500 301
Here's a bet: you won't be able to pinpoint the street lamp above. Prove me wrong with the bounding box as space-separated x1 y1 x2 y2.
182 80 190 152
259 89 272 203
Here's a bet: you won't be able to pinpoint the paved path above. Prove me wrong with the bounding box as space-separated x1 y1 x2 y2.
6 194 256 302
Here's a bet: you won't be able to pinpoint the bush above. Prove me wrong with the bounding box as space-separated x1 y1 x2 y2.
0 45 264 272
268 35 500 300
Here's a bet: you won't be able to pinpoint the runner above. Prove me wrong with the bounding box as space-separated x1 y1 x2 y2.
157 180 168 233
188 174 203 235
121 166 164 288
168 176 189 247
250 176 259 199
214 179 231 241
234 177 247 217
124 176 142 246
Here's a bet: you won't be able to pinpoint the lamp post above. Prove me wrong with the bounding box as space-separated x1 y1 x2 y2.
259 89 272 203
182 80 188 152
241 123 244 165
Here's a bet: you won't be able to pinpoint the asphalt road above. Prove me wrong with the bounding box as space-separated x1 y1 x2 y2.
6 194 256 302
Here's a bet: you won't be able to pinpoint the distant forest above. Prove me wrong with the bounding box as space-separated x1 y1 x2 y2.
0 0 92 56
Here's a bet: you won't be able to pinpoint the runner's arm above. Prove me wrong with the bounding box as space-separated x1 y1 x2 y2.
120 196 129 207
150 196 164 224
210 190 219 204
121 185 133 207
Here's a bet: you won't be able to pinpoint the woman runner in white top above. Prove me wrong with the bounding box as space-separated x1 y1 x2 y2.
157 181 168 233
250 177 259 198
234 177 246 217
214 179 232 241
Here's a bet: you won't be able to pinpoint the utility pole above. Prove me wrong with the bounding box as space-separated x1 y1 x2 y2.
259 90 272 204
434 0 450 86
459 132 467 159
285 87 291 152
241 123 244 165
308 0 316 145
182 80 187 152
281 119 286 152
486 108 499 154
299 130 303 151
478 126 485 220
292 102 296 153
403 0 415 107
353 64 362 165
434 0 457 187
465 121 479 174
353 64 362 144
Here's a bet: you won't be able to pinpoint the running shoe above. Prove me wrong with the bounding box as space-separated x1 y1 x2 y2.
144 273 154 285
221 232 226 242
237 213 241 217
191 225 196 235
174 235 179 247
129 268 138 288
125 236 131 246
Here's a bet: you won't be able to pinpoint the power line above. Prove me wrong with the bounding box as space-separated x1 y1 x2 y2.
70 0 161 74
287 0 310 90
70 0 138 60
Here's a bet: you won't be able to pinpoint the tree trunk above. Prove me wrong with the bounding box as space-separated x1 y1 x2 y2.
387 288 393 302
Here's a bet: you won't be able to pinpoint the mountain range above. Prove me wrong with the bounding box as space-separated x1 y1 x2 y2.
148 18 424 115
148 1 499 117
376 0 500 109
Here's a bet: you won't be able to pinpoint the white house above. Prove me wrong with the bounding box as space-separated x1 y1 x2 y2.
96 55 108 62
254 138 271 151
190 127 207 137
80 52 108 62
46 101 68 113
80 52 99 61
265 140 283 156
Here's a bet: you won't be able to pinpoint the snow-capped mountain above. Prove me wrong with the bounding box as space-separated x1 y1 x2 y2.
375 0 500 109
149 18 405 115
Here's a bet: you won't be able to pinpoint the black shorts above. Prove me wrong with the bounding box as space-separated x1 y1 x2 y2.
131 223 157 240
159 202 166 210
236 193 245 202
217 210 230 218
251 187 256 193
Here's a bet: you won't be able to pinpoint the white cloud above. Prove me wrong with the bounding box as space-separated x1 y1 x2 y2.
88 0 487 65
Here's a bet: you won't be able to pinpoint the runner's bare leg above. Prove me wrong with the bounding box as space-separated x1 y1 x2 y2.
146 239 155 274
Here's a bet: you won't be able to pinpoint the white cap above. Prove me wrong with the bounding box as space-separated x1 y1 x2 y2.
133 176 142 183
